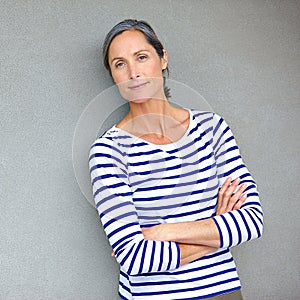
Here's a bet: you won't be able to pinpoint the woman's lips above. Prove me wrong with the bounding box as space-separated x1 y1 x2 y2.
128 81 148 90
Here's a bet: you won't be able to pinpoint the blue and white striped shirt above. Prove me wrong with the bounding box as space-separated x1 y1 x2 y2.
89 110 263 299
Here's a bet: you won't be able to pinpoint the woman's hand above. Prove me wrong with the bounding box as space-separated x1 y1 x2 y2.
216 177 247 216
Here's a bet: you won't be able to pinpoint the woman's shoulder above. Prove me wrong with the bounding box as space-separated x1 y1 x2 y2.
188 110 233 137
90 123 140 153
190 109 215 123
190 109 226 124
90 125 122 149
95 125 119 140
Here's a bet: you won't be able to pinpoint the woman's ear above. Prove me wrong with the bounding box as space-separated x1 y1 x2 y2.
161 49 168 70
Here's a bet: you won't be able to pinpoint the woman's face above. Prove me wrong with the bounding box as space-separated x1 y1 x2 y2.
108 29 168 102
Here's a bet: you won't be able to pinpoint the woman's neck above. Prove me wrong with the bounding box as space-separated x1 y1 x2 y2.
117 98 190 145
128 97 172 118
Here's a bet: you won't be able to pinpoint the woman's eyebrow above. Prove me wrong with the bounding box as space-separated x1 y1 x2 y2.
133 49 151 55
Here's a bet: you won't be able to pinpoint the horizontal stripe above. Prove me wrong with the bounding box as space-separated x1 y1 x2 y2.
131 277 240 296
133 182 219 202
138 256 235 277
134 174 217 193
131 161 217 188
131 268 237 287
129 151 214 176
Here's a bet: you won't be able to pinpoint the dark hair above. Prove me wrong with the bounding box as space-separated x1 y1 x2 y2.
102 19 170 98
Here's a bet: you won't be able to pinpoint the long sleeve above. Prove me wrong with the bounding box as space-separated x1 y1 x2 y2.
89 135 180 276
211 113 264 248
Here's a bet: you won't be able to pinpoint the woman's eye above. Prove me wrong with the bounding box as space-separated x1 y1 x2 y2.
115 61 125 68
138 55 147 61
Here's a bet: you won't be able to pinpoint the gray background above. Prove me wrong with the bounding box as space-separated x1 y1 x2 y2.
1 1 299 299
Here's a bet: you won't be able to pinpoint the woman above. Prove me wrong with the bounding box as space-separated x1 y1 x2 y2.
89 19 263 300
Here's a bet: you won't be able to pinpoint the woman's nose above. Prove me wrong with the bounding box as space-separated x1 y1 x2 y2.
128 63 140 79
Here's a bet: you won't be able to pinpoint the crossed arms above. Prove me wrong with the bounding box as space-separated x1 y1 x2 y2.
142 177 248 266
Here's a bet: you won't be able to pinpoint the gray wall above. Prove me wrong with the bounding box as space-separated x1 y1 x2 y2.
1 1 299 299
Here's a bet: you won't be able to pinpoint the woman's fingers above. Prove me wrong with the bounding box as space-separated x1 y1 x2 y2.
217 177 232 214
226 181 247 211
223 178 241 210
218 177 240 214
230 183 247 208
233 193 247 210
217 177 247 215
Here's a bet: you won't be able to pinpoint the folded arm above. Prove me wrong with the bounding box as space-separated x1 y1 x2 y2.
143 177 247 248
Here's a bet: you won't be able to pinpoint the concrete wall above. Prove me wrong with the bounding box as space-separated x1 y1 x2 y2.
1 1 299 299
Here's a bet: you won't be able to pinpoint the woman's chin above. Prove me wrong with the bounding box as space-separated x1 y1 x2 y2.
128 97 152 103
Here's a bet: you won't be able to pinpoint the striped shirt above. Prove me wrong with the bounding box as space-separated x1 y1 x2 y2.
89 110 263 299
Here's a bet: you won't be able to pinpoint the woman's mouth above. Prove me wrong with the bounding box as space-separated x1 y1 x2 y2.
128 81 148 90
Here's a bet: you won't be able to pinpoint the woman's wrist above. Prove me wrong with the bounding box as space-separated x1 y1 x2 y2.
179 243 217 266
142 224 169 241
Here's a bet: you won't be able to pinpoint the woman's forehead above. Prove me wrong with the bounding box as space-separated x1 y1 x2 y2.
109 30 152 57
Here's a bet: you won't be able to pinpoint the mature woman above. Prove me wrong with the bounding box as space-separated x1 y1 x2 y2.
89 19 263 300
